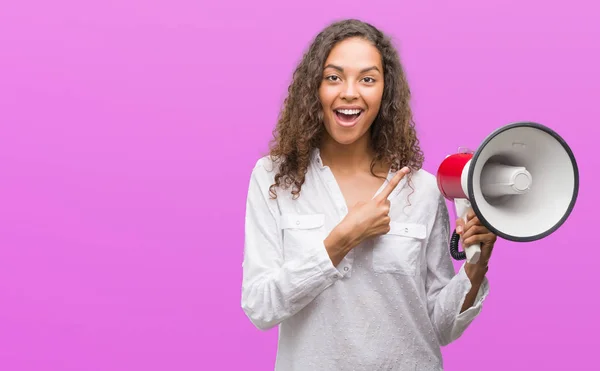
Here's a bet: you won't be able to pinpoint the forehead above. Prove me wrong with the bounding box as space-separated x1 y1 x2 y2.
324 37 382 70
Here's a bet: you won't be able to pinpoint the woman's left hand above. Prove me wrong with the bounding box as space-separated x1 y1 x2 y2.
455 208 497 268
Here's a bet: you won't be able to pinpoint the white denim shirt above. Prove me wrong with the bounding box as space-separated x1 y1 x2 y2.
241 148 489 371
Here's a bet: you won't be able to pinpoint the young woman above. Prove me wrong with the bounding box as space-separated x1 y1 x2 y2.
241 19 497 371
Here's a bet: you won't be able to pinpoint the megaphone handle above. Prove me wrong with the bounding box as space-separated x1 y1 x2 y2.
454 198 481 264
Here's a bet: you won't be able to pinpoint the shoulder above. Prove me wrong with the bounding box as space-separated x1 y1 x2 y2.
249 155 281 182
405 168 442 198
246 155 287 198
396 167 446 215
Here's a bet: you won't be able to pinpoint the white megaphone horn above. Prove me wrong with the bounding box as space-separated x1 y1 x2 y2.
436 122 579 264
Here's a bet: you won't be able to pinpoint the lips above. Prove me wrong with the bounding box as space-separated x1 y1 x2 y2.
334 108 364 127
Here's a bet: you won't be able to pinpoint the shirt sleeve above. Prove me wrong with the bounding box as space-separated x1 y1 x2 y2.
424 192 490 346
240 159 341 331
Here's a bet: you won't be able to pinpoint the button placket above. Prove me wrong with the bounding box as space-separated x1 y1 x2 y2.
317 163 354 276
324 171 347 219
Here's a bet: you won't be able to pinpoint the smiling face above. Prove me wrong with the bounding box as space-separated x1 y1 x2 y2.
318 37 385 146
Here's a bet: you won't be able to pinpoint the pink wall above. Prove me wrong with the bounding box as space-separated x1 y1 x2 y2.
0 0 597 370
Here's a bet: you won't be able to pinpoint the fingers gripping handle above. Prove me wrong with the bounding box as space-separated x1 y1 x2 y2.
454 198 481 264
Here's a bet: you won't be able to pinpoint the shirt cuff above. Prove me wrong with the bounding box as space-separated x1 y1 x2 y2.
311 240 344 281
455 263 490 321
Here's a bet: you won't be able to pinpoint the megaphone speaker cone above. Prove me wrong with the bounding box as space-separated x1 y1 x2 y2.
468 122 579 242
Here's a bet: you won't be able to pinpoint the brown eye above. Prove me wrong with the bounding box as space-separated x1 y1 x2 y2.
326 75 340 82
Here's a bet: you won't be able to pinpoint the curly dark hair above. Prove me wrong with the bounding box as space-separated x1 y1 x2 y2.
268 19 424 199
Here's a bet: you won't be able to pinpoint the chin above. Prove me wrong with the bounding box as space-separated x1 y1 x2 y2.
333 136 360 145
328 130 364 145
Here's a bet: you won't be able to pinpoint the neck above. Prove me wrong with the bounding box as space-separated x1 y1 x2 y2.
319 133 378 173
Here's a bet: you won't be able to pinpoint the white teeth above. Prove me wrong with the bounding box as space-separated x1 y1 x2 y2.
336 109 362 115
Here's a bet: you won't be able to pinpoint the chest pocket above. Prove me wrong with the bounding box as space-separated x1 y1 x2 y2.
372 222 427 276
280 213 327 260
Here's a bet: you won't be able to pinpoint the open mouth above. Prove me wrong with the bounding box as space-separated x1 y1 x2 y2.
334 108 364 126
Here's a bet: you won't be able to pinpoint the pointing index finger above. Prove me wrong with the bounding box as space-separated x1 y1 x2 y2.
377 167 410 201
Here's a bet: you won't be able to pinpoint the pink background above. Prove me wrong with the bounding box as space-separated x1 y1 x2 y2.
0 0 598 370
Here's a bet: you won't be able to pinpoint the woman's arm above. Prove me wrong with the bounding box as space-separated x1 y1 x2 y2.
424 193 490 346
461 263 488 312
241 160 342 330
458 208 497 313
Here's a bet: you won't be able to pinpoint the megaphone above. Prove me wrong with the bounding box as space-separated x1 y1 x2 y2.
436 122 579 264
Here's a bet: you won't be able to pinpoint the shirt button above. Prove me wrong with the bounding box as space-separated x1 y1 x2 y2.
333 274 339 279
296 220 300 225
344 267 349 271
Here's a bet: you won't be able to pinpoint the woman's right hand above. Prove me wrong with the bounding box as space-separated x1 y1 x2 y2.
344 167 410 242
324 167 410 266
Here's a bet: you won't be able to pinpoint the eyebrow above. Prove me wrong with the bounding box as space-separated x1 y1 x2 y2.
324 64 381 74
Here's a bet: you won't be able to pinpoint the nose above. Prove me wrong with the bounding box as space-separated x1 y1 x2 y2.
340 81 358 100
